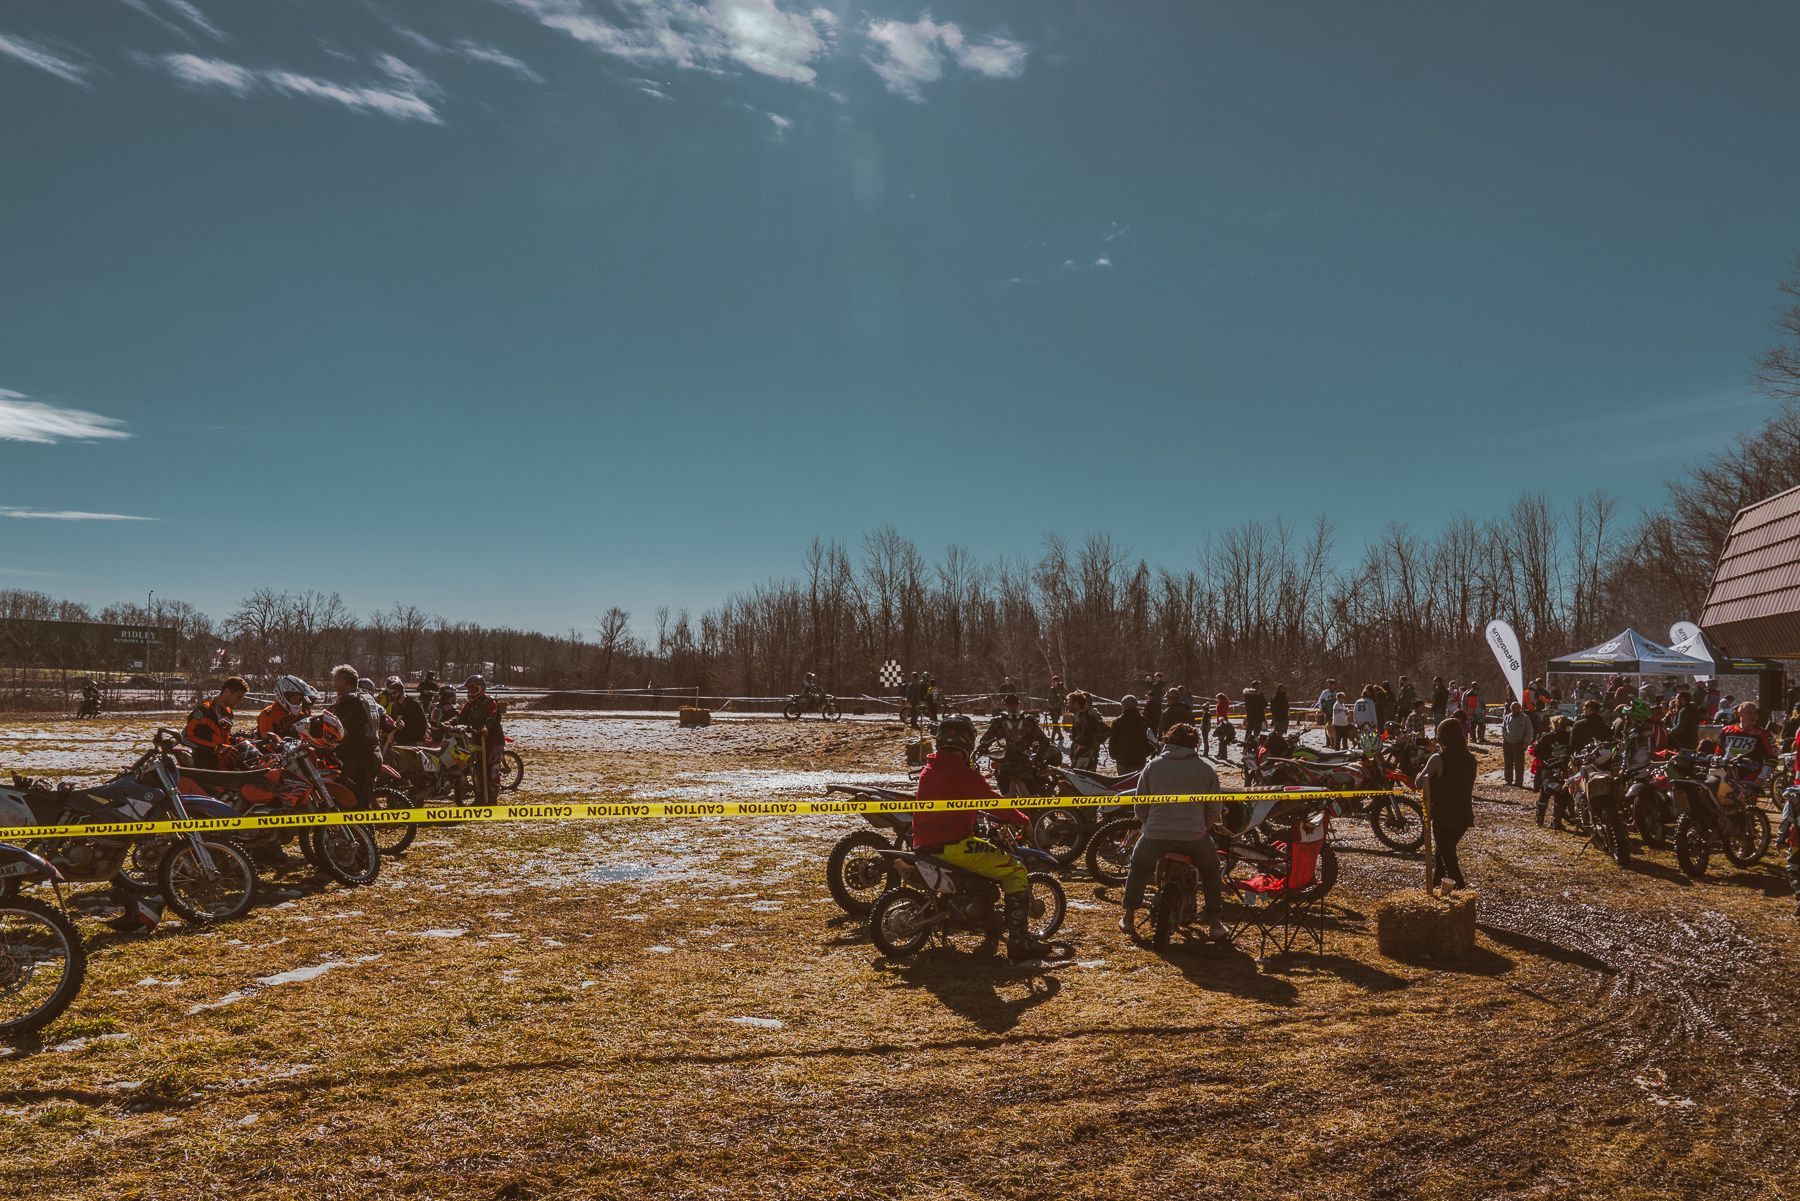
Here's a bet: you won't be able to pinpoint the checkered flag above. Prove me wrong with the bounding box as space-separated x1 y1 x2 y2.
878 660 903 689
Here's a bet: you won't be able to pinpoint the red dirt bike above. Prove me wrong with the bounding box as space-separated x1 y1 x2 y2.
177 737 386 883
1245 743 1424 853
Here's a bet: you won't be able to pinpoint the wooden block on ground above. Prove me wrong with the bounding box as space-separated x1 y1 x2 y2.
1375 889 1478 963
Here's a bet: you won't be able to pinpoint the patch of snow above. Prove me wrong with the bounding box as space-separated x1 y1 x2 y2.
647 945 674 954
48 1033 130 1053
416 927 468 938
728 1016 784 1029
256 956 380 988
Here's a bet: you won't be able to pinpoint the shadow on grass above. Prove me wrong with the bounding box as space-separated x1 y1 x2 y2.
1377 944 1516 976
872 949 1064 1033
1477 923 1613 974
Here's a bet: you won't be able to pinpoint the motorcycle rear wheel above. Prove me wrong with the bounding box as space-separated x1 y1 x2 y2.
159 838 258 925
868 888 934 957
782 699 803 721
0 897 87 1037
825 830 897 916
1722 807 1771 868
368 787 418 857
1085 816 1139 886
1634 795 1668 850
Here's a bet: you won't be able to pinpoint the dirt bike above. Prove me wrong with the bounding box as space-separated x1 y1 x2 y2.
1087 792 1340 901
1569 743 1631 867
0 842 87 1036
178 737 383 885
1126 849 1206 951
76 693 102 718
1625 750 1702 851
1028 765 1139 868
387 728 515 805
822 785 916 916
0 731 257 927
1246 747 1422 853
783 692 840 721
865 820 1066 958
1671 753 1775 878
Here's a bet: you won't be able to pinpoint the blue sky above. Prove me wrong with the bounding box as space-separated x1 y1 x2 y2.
3 1 1800 635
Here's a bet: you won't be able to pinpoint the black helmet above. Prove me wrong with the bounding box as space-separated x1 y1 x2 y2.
937 714 977 755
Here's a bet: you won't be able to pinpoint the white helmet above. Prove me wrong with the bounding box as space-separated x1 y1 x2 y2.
274 674 318 715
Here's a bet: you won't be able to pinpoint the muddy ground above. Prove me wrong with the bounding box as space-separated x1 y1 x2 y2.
0 712 1795 1201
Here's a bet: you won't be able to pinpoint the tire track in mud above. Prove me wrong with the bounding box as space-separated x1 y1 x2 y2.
1346 798 1798 1109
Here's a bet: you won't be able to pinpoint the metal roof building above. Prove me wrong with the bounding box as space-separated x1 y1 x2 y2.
1700 483 1800 659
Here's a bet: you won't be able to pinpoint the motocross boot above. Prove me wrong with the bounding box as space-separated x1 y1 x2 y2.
1003 890 1052 961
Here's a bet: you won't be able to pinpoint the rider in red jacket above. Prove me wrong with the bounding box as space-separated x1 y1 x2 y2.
911 715 1048 960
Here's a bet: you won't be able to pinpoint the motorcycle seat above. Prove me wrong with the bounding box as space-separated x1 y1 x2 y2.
826 784 913 801
181 766 275 786
1063 768 1137 789
1160 853 1195 866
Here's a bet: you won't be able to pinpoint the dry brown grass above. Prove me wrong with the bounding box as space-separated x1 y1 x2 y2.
1 714 1796 1200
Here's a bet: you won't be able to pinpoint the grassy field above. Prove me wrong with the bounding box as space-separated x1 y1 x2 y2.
1 713 1796 1200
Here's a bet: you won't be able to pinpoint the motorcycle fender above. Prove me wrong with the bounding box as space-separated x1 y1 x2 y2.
0 843 59 882
1665 779 1707 817
180 796 239 821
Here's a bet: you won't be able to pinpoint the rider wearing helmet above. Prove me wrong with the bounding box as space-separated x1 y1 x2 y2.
912 714 1048 960
259 675 316 740
301 710 346 750
799 671 822 709
455 675 506 801
977 695 1053 795
430 685 460 738
184 676 248 769
384 677 430 746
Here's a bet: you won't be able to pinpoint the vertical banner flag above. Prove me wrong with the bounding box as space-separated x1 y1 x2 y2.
1485 619 1525 707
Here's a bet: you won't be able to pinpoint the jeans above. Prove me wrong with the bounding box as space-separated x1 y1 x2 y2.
1780 794 1800 899
1123 833 1223 917
1502 741 1525 786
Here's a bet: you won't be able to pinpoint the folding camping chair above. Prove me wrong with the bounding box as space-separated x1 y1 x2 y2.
1227 810 1332 962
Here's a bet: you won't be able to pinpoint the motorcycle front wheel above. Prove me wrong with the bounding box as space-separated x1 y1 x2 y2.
1024 871 1067 940
309 826 381 887
500 750 525 792
0 897 87 1036
1085 816 1139 886
1031 808 1088 867
867 888 934 957
1674 814 1711 878
820 698 841 722
825 831 897 916
1634 795 1668 850
159 838 258 925
1368 794 1425 852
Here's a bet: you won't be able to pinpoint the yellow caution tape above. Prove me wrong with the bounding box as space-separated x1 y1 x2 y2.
0 788 1398 843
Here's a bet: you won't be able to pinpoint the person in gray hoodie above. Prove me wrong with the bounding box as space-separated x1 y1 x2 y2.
1120 723 1227 942
1500 700 1533 787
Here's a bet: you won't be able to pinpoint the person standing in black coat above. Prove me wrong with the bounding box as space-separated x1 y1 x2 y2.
1162 685 1194 734
1241 681 1266 739
1430 677 1449 720
1107 696 1155 774
1418 717 1477 893
1667 689 1700 752
1143 673 1164 738
1270 685 1290 736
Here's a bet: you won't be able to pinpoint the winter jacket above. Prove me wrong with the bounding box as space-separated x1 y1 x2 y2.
1501 712 1533 744
1107 710 1155 771
1133 745 1221 839
911 751 1029 849
1352 697 1377 727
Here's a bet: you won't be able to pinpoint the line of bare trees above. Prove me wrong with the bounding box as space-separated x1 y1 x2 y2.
7 264 1800 702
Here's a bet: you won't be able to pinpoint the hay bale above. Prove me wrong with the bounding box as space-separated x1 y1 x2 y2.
1375 889 1478 963
677 706 712 728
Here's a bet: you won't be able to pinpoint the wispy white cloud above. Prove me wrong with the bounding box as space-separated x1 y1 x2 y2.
0 32 93 88
374 52 442 99
159 51 253 92
163 0 227 42
766 110 791 134
453 41 544 82
494 0 834 85
1103 222 1131 243
0 389 131 445
863 16 1026 100
393 25 544 83
144 53 443 123
0 508 158 522
638 83 669 99
0 566 69 578
1094 256 1112 268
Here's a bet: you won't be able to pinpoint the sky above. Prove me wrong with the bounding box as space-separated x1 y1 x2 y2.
3 0 1800 637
